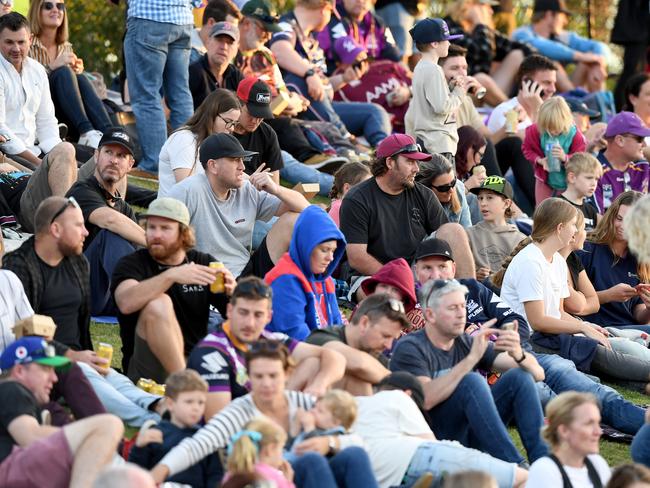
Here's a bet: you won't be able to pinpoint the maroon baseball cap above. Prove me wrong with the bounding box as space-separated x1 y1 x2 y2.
376 134 432 161
604 111 650 138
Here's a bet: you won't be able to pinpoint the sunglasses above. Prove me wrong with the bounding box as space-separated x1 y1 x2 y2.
366 296 405 315
50 196 79 224
249 339 283 354
622 134 645 144
432 178 457 193
234 279 272 299
390 143 422 159
42 1 65 11
217 113 238 130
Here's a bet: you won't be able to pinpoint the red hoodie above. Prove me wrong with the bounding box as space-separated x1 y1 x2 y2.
361 258 417 312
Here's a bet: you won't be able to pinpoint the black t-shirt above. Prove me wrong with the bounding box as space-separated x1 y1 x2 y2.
233 122 284 174
111 249 228 368
559 195 599 231
66 176 137 249
566 251 585 289
38 258 83 349
0 381 41 463
188 56 245 109
306 326 347 347
340 179 448 266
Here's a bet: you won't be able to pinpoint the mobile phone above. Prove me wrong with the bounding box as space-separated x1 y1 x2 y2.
502 322 516 331
522 78 545 99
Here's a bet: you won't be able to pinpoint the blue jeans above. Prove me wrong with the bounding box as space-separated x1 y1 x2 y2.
124 17 194 172
632 424 650 467
291 452 338 488
285 74 390 146
535 353 645 435
329 446 379 488
49 67 112 135
429 370 547 463
279 151 334 197
77 362 161 427
374 2 416 58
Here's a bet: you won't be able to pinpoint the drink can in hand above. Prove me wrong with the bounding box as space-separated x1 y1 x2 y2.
210 262 225 294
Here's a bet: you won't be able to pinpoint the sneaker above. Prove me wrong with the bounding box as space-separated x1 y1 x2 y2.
304 153 349 174
78 129 103 149
129 167 159 180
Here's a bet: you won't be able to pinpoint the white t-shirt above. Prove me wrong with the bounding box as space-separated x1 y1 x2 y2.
0 270 34 351
158 129 204 198
354 390 431 488
500 243 569 335
487 97 532 134
526 455 610 488
168 175 280 276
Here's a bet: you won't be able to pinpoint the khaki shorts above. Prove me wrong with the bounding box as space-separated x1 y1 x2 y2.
18 152 53 233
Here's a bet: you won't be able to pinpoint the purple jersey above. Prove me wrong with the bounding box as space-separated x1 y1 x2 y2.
595 153 649 213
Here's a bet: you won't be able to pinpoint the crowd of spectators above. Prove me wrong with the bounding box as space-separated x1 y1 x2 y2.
2 0 650 486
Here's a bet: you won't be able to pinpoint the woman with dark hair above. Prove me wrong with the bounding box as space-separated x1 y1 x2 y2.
151 341 379 488
157 89 241 197
27 0 112 148
455 125 488 192
623 73 650 161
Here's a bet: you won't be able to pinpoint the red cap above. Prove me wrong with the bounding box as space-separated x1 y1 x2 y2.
376 134 432 161
237 76 274 119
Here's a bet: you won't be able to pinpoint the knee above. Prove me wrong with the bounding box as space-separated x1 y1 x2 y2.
437 222 469 243
336 446 366 463
50 65 75 81
49 142 77 166
294 451 329 470
140 294 175 322
458 371 491 392
91 413 124 440
274 211 300 232
503 367 536 387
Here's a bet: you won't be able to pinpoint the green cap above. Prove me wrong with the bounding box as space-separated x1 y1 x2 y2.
141 198 191 226
469 175 514 199
241 0 282 33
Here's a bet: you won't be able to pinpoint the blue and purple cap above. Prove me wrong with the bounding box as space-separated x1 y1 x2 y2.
409 18 463 44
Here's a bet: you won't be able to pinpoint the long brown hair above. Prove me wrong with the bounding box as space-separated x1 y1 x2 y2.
416 154 461 214
28 0 69 45
588 190 649 282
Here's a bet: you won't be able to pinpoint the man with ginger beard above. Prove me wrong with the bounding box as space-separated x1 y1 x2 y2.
112 198 236 384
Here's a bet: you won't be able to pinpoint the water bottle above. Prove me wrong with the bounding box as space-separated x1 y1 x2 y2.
545 138 561 173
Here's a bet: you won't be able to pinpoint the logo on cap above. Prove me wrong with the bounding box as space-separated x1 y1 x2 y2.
15 346 27 359
256 93 271 104
113 131 130 142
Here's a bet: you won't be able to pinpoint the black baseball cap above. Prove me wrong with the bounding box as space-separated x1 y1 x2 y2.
377 372 425 411
98 127 135 157
237 76 274 119
563 96 600 118
199 133 257 166
469 175 514 199
409 18 463 44
533 0 571 14
415 238 454 262
241 0 282 33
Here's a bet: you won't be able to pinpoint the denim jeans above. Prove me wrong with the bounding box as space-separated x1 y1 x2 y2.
535 353 645 434
279 151 334 197
329 446 379 488
632 424 650 467
77 362 161 427
290 452 338 488
124 17 194 172
428 369 547 464
403 441 516 488
374 2 415 58
49 67 113 136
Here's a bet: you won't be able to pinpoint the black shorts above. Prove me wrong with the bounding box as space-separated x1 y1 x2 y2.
240 236 275 279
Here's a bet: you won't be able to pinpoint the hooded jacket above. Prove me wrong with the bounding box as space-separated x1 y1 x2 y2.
361 258 417 312
466 221 526 271
265 206 346 340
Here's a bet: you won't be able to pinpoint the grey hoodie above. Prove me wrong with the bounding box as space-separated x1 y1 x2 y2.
466 221 526 271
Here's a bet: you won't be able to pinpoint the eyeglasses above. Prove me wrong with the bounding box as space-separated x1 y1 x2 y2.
233 279 272 299
389 143 422 159
49 196 79 224
42 1 65 11
432 178 457 193
622 134 645 144
217 113 238 130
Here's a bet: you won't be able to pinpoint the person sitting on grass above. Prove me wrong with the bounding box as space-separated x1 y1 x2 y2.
129 369 223 488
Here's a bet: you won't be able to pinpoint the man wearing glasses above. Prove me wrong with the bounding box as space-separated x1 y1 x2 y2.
595 112 650 213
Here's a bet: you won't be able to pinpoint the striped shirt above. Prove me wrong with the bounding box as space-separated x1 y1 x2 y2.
127 0 204 26
28 37 72 70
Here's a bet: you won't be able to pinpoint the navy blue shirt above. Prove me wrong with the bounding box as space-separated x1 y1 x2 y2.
577 241 643 326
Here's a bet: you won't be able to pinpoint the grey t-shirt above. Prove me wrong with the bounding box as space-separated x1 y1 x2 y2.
168 175 281 276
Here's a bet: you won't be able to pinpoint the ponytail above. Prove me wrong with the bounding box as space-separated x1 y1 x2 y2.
226 430 262 475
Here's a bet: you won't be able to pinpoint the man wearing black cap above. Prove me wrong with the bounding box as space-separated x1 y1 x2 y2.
189 21 244 109
66 127 144 316
512 0 607 92
168 132 309 278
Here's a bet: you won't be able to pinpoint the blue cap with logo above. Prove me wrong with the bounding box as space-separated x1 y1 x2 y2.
0 337 70 371
409 18 463 44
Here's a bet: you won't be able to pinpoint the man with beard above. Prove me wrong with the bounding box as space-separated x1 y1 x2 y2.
339 133 476 279
66 128 145 317
112 198 236 384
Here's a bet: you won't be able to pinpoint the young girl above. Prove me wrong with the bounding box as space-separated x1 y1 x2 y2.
494 198 650 391
415 154 472 228
466 176 526 281
328 162 371 227
523 97 587 204
226 418 295 488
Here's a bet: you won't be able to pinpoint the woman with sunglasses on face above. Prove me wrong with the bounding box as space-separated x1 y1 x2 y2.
27 0 113 148
416 154 472 228
157 89 241 197
151 342 379 488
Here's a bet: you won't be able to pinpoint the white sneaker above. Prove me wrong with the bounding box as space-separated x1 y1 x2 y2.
78 129 103 148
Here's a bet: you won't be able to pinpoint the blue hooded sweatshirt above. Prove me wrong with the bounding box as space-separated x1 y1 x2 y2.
265 205 346 340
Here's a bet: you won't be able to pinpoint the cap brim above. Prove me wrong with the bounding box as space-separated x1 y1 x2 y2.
415 251 454 262
35 356 71 370
446 34 464 40
402 151 432 161
630 128 650 137
469 186 512 199
247 103 274 119
575 107 600 118
100 140 134 157
261 21 282 33
211 32 238 41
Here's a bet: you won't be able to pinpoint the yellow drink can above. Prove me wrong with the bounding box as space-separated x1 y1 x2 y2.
209 262 225 294
96 342 113 366
150 384 166 396
137 378 154 392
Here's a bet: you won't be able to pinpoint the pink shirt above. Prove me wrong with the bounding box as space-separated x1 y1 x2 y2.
328 199 342 227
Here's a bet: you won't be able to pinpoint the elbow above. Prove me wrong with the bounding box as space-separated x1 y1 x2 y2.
323 348 346 376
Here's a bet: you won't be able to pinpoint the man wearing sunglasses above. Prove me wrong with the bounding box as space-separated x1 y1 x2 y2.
595 112 650 213
187 276 345 419
408 237 647 438
340 133 477 279
0 13 77 233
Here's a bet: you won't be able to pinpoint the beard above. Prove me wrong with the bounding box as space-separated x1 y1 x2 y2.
148 238 184 261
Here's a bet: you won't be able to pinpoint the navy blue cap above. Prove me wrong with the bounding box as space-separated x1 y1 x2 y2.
409 18 463 44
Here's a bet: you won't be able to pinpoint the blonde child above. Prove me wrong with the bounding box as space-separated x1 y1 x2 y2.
560 152 603 231
328 162 371 227
226 418 295 488
522 96 587 204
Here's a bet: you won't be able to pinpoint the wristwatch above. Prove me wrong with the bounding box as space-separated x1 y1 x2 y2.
514 351 526 364
303 68 316 79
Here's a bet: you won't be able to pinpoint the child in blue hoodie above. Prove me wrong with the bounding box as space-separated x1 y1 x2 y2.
264 205 346 340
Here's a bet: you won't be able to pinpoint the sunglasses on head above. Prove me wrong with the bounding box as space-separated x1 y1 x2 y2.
50 196 79 224
234 279 272 299
423 279 459 307
432 178 457 193
368 296 406 315
248 339 283 354
390 143 421 159
42 1 65 11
